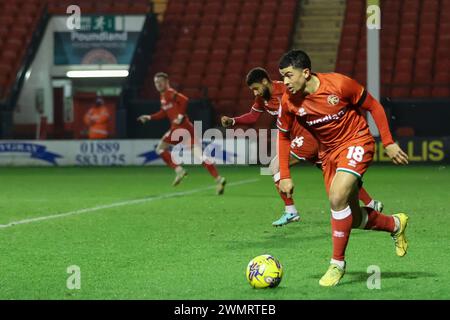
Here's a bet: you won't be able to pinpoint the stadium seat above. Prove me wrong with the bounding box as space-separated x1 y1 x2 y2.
206 61 225 75
183 73 203 87
227 62 245 75
234 25 253 38
185 2 203 15
217 86 239 102
186 62 205 76
411 86 431 98
142 0 297 117
175 38 193 51
217 25 234 38
182 87 204 99
390 86 411 98
221 74 242 88
257 13 275 28
213 37 232 51
218 14 237 27
261 1 278 14
191 49 209 63
210 49 228 62
200 15 218 27
232 37 251 51
203 2 221 16
202 74 222 88
195 38 212 51
431 87 450 97
252 36 270 51
166 1 185 15
197 25 215 37
167 61 187 76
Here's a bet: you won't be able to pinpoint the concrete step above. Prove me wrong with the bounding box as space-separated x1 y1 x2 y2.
298 16 343 28
294 32 341 43
300 7 345 16
301 0 345 7
292 42 339 52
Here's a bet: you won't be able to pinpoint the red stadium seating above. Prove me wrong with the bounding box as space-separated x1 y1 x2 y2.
141 0 298 113
335 0 449 98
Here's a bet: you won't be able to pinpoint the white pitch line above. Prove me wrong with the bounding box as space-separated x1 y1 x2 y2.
0 178 259 229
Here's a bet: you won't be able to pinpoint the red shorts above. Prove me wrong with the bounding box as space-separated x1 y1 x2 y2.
321 137 375 194
162 121 196 146
289 121 320 164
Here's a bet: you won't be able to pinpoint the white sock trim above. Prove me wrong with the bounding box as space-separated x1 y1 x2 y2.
331 206 352 220
285 205 298 214
273 172 281 183
366 199 375 209
358 207 369 229
330 259 346 269
393 216 400 233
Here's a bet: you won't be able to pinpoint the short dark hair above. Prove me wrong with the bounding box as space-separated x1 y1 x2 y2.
154 72 169 79
246 67 271 86
279 50 312 70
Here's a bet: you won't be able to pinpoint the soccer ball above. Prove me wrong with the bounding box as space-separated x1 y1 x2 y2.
246 254 283 288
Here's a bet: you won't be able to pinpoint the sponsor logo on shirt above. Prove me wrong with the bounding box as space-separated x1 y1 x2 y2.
305 108 347 126
327 94 340 106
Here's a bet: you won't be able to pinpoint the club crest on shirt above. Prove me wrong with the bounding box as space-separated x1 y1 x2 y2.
297 107 307 116
327 94 340 106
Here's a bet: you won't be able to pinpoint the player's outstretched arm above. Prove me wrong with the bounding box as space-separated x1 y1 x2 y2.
222 109 262 127
137 110 166 124
358 92 409 165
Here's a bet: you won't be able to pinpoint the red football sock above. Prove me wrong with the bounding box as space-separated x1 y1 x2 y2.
331 206 353 261
358 187 373 206
202 162 219 179
363 207 395 232
275 181 294 206
159 150 176 169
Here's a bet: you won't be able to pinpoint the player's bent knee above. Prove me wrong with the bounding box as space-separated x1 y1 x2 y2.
329 191 350 211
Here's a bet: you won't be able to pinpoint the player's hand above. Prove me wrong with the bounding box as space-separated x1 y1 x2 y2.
385 143 409 165
279 178 294 198
137 115 151 123
221 116 234 127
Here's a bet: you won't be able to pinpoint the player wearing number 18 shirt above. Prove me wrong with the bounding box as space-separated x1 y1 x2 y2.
277 50 410 286
221 67 382 227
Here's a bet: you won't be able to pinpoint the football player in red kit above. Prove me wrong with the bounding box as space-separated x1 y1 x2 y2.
277 50 409 286
138 72 226 195
222 68 383 226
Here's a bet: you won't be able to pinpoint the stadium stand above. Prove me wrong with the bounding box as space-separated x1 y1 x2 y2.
0 0 150 102
142 0 299 120
0 0 46 100
335 0 450 98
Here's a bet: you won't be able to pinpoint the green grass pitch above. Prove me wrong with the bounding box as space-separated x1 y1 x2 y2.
0 165 449 299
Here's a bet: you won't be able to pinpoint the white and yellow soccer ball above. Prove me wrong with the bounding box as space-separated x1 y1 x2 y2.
246 254 283 288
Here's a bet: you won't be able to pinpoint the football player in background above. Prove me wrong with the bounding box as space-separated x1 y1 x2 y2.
138 72 226 195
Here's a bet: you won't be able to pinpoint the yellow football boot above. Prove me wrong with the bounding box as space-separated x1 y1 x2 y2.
391 213 409 257
319 264 345 287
